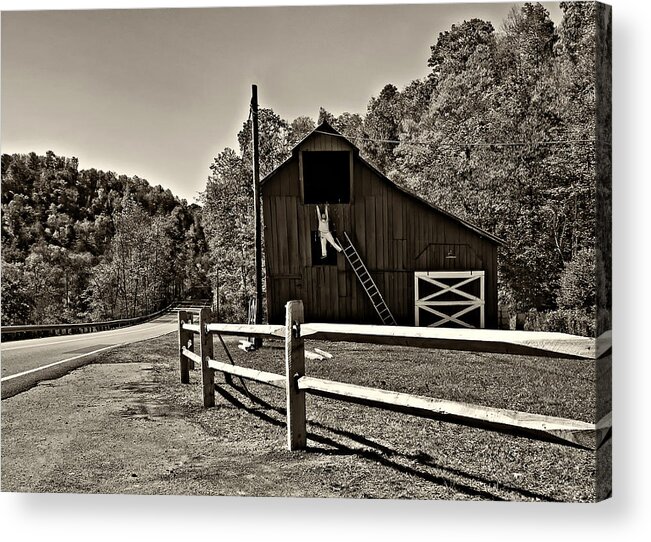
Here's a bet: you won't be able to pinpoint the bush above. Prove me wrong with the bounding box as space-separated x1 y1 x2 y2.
524 308 596 337
557 248 596 310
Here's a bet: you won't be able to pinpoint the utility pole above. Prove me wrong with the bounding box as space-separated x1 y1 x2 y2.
251 85 263 329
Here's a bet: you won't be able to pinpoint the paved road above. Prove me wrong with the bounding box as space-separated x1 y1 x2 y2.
1 311 179 399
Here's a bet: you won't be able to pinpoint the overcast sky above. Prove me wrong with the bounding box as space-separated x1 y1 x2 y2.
1 1 562 203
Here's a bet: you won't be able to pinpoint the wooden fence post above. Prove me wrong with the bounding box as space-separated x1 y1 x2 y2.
285 300 306 450
199 308 215 407
178 310 192 384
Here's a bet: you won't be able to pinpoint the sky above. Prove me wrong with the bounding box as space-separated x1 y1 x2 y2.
1 1 562 203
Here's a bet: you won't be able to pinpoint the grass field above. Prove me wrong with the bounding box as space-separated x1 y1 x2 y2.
1 331 611 501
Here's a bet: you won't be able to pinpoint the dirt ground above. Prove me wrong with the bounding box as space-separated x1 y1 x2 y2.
1 332 611 501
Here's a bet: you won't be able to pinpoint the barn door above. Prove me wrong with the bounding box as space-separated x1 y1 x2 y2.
414 271 485 328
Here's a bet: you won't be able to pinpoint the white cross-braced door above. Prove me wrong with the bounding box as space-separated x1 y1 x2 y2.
414 271 485 328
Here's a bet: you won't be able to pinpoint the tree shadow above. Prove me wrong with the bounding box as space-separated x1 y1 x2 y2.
214 382 561 502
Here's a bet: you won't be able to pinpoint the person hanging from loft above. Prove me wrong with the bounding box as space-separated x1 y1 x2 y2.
316 203 343 259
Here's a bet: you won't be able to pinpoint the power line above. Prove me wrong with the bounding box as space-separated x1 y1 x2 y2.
313 130 608 148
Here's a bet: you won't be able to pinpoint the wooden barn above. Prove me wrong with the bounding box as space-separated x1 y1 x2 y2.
260 121 504 328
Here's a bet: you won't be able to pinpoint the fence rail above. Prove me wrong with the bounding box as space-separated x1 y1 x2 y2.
207 357 286 389
298 323 610 360
206 323 285 338
296 375 607 450
189 320 611 360
177 301 612 454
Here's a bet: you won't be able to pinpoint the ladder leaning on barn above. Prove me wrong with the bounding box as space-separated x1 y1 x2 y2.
340 232 397 326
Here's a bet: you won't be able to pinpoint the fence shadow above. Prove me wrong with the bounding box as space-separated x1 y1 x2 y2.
214 381 560 502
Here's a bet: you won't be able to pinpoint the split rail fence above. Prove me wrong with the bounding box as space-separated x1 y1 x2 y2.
178 300 612 452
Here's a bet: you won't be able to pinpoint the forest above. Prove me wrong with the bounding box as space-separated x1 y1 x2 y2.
1 151 209 325
203 2 610 335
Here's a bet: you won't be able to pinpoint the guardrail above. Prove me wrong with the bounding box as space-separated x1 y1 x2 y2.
1 302 178 341
178 301 612 453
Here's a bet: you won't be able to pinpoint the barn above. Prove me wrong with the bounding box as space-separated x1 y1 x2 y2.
260 121 504 328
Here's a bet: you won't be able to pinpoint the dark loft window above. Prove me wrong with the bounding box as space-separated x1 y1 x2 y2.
303 151 351 204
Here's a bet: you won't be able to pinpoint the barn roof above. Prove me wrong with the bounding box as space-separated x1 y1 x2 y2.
261 121 504 246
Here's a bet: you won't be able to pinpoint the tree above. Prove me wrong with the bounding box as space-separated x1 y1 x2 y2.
288 116 316 147
395 18 501 225
557 247 596 311
334 112 365 144
363 84 401 174
392 4 599 314
1 261 32 325
428 18 495 82
203 108 314 321
203 148 253 322
317 107 337 126
88 198 177 320
395 77 435 128
239 108 291 178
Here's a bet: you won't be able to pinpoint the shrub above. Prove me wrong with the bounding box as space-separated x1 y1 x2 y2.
524 308 596 337
557 247 596 310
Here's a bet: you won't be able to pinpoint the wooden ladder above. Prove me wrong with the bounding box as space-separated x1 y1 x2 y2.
341 232 397 326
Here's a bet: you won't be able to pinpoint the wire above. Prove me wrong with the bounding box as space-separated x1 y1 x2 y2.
312 130 609 148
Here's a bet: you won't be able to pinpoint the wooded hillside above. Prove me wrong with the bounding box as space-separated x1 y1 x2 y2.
1 151 209 325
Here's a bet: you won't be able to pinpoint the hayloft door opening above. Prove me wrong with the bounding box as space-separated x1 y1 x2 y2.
414 271 485 328
302 151 351 204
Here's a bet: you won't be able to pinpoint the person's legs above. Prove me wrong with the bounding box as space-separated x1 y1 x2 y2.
325 232 343 252
320 234 327 258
